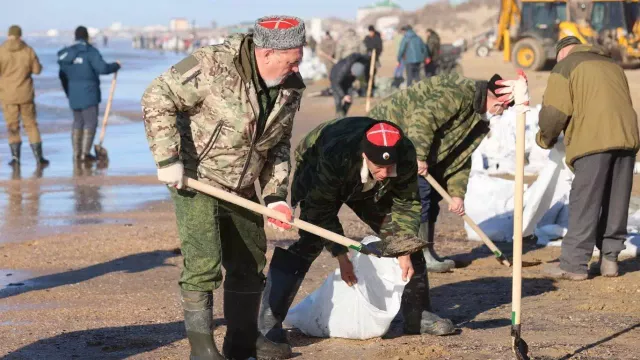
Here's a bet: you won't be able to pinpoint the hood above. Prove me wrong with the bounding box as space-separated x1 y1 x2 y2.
2 38 26 52
57 41 89 65
568 44 611 58
404 29 418 38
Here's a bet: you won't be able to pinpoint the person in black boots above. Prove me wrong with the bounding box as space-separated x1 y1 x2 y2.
0 25 49 168
256 117 455 360
57 26 120 163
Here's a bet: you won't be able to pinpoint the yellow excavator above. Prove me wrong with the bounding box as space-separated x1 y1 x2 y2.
494 0 640 70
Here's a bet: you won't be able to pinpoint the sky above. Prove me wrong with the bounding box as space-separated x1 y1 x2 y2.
1 0 435 32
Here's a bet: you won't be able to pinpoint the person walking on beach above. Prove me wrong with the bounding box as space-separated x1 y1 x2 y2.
57 26 120 162
0 25 49 167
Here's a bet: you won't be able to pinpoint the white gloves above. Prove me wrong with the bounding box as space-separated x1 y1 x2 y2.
267 201 293 232
495 69 531 114
157 162 184 189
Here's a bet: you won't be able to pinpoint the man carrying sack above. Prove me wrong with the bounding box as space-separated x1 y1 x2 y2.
368 72 516 273
141 15 306 360
256 117 456 360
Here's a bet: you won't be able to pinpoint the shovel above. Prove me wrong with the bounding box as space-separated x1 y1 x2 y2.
183 178 383 257
94 71 118 162
511 110 530 360
423 174 511 267
365 49 377 112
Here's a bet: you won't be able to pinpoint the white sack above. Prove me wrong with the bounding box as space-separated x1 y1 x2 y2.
283 236 409 340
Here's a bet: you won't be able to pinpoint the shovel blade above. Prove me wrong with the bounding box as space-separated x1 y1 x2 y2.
94 144 108 161
512 337 530 360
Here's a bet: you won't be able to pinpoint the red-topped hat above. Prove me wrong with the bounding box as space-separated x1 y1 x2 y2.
254 15 306 50
362 122 403 166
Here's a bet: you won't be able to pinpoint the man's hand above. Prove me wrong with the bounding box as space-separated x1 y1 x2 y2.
417 160 428 176
266 201 293 232
495 69 530 114
342 95 352 104
337 254 357 286
398 254 414 282
157 162 184 189
448 197 465 216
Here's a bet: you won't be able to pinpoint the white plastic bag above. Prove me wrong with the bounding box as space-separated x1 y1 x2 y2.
283 236 409 340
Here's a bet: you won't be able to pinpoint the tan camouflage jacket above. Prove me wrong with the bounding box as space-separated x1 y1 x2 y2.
141 34 305 202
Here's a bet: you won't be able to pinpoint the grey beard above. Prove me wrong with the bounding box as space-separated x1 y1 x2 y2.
264 76 285 88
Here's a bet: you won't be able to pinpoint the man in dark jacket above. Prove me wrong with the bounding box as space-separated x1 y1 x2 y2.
424 29 441 77
537 37 640 281
0 25 49 167
256 117 455 359
58 26 120 162
397 25 428 86
329 53 370 118
369 72 514 273
364 25 383 59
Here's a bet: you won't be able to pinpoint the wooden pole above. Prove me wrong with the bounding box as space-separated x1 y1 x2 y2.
512 111 526 337
424 174 511 267
97 72 118 146
365 49 377 112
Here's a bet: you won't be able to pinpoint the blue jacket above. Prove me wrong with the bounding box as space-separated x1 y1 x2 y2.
397 29 429 64
57 41 120 110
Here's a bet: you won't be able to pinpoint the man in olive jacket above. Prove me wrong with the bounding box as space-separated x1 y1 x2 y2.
0 25 49 167
538 36 639 281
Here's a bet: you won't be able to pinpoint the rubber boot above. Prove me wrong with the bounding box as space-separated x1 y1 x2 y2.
222 290 262 360
421 221 455 273
30 142 50 167
256 247 311 360
401 252 456 336
80 128 97 162
8 142 20 166
181 289 225 360
72 129 83 160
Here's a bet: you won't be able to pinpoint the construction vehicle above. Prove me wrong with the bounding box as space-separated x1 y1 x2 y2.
494 0 596 71
494 0 640 70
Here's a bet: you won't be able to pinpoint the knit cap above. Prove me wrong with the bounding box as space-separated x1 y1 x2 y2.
8 25 22 37
555 36 582 56
253 15 306 50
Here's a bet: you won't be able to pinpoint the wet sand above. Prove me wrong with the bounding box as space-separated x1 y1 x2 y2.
1 51 640 359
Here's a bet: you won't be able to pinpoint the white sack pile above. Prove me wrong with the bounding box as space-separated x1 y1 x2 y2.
298 46 327 82
465 106 640 257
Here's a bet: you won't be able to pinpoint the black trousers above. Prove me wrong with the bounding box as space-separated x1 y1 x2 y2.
405 62 422 87
560 150 635 274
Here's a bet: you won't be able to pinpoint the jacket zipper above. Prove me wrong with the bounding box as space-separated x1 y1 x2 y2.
197 122 224 164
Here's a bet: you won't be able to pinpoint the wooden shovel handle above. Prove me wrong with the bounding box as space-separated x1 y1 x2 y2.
365 49 377 113
424 174 511 267
98 72 118 146
183 178 372 255
512 111 526 326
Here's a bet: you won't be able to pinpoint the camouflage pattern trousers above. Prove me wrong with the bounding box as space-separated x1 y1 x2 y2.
170 187 267 293
2 102 42 145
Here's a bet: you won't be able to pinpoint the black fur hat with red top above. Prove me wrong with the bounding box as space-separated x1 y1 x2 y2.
362 121 403 166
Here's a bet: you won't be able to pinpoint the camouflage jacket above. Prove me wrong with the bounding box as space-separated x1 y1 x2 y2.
292 117 423 257
368 72 490 198
141 34 305 202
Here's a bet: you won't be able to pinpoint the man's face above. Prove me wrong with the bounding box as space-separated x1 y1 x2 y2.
369 30 375 37
262 47 303 87
364 156 395 181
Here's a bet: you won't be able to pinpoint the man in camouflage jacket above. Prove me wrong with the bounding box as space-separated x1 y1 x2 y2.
141 16 306 360
368 72 514 273
256 117 456 360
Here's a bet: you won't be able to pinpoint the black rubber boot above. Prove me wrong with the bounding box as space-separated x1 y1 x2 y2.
30 142 50 167
421 221 455 273
80 129 97 162
222 290 262 360
256 247 311 360
181 290 225 360
72 129 83 160
402 252 456 336
8 142 20 166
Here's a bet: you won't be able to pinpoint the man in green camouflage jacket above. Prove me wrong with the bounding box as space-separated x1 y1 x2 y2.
141 16 306 360
368 72 514 273
256 117 456 360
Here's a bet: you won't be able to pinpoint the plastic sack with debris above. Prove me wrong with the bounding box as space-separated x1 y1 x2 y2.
283 236 409 340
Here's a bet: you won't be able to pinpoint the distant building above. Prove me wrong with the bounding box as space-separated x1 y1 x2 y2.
170 18 190 31
356 0 402 26
110 22 123 31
